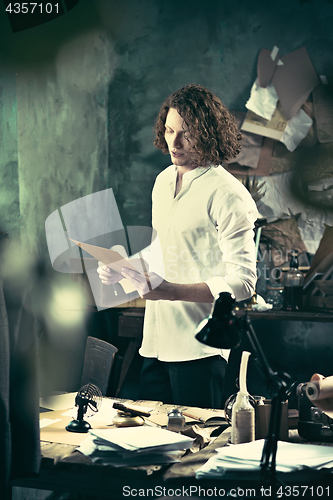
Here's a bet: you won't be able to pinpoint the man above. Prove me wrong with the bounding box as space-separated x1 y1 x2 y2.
98 84 258 408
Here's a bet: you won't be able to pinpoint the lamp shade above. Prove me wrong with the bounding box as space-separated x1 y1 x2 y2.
195 292 241 349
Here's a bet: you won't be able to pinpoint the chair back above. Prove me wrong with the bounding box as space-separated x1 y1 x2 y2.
80 336 118 396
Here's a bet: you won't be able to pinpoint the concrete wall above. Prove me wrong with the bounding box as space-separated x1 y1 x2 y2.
0 73 19 239
1 0 333 393
16 31 116 258
2 0 333 257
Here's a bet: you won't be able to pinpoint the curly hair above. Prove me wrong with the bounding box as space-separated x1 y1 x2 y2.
154 84 242 166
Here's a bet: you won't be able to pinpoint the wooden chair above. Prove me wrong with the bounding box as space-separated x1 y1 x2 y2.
80 336 120 396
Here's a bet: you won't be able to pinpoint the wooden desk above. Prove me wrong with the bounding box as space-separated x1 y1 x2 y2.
12 401 333 500
224 309 333 406
110 307 333 403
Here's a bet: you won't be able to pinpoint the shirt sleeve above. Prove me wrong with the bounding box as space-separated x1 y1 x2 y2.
205 189 259 301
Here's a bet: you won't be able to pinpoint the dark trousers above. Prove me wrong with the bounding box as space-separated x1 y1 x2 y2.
139 355 227 409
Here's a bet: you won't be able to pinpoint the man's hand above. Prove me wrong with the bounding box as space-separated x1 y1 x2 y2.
120 267 170 300
97 262 122 285
121 268 214 302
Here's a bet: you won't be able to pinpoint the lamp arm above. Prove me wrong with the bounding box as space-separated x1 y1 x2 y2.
237 314 294 483
238 315 277 385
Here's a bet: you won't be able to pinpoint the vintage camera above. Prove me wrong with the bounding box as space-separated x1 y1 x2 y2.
297 382 333 442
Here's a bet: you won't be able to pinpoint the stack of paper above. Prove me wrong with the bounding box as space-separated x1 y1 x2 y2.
78 426 194 467
196 439 333 478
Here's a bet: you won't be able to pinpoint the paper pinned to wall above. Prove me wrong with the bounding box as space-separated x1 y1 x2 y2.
245 79 278 120
272 47 320 120
242 46 318 151
256 171 333 255
242 96 313 152
256 46 319 120
257 47 281 88
242 101 288 141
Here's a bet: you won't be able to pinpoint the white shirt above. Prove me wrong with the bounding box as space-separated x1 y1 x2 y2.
139 164 258 362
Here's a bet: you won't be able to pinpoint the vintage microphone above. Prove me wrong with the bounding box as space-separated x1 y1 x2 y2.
66 383 102 433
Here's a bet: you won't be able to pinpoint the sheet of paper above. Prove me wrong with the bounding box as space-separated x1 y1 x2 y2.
78 435 182 466
69 238 142 272
40 392 77 411
245 79 279 121
182 407 225 423
243 91 313 152
40 418 62 429
256 171 333 255
69 238 148 294
256 46 320 120
272 47 319 120
196 439 333 478
40 409 113 446
241 102 287 141
89 426 193 452
257 47 281 89
280 108 313 152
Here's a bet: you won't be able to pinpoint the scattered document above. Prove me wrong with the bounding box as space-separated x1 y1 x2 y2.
280 108 313 152
40 392 77 411
245 80 279 121
243 87 313 151
196 439 333 478
78 426 194 467
69 238 147 294
256 171 333 255
243 46 318 151
256 47 319 120
89 426 193 452
40 418 62 429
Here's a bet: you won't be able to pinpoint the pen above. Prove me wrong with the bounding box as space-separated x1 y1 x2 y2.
112 402 151 418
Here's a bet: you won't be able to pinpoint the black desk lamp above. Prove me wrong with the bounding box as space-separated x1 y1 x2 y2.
195 292 295 482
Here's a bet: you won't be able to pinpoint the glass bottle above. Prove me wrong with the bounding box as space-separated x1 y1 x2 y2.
283 250 304 311
167 409 185 433
231 351 255 444
266 284 284 310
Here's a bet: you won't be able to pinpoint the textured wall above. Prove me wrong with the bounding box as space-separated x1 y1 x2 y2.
16 31 116 258
0 73 19 239
102 0 333 227
1 0 333 393
1 0 333 258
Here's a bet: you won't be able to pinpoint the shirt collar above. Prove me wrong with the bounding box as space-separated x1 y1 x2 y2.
172 164 213 182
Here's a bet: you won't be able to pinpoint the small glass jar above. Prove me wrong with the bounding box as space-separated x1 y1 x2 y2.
167 409 185 433
266 285 284 310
